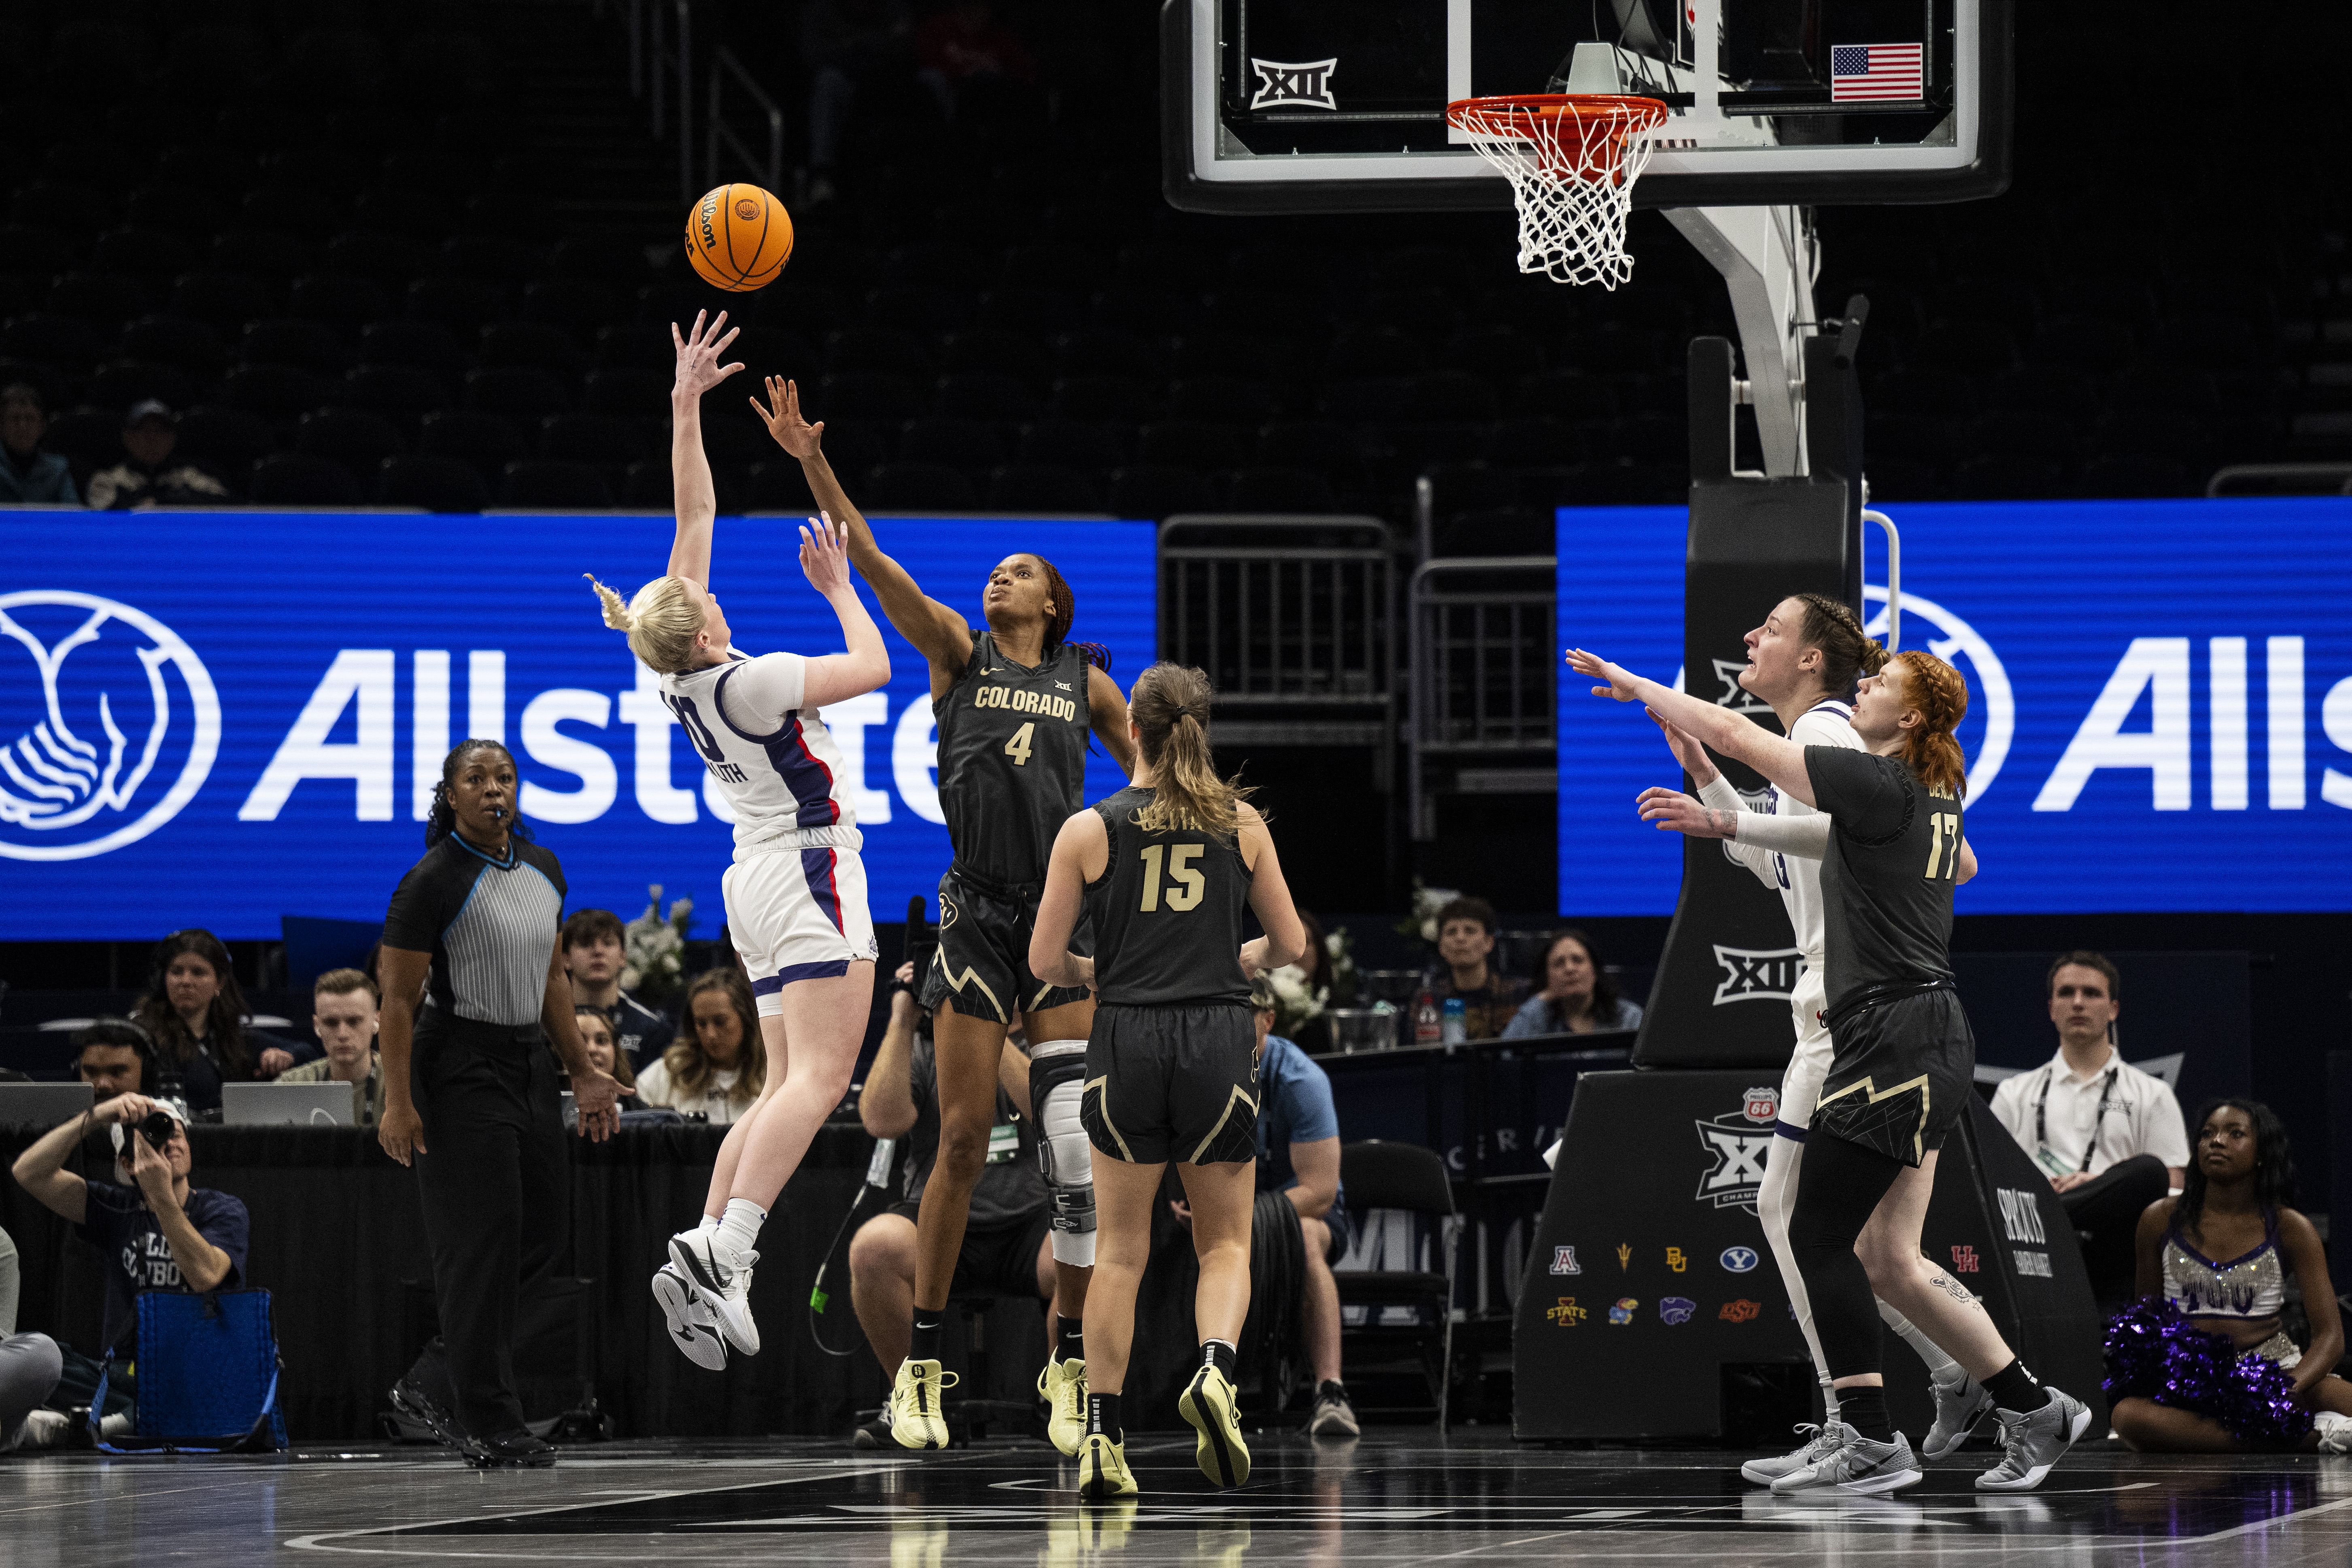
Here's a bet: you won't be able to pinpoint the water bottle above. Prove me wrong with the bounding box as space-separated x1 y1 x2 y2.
1441 996 1467 1048
1413 992 1443 1047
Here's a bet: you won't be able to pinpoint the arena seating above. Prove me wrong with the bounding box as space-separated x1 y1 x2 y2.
0 3 2310 556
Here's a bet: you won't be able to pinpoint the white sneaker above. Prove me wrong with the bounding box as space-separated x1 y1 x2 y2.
12 1409 70 1450
2314 1409 2352 1454
651 1261 727 1370
1741 1422 1842 1485
1770 1422 1924 1494
668 1228 760 1356
1921 1365 1995 1458
1975 1387 2091 1492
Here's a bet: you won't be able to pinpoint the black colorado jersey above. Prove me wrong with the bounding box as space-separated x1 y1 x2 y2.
932 629 1092 886
1807 746 1963 1015
1086 784 1251 1008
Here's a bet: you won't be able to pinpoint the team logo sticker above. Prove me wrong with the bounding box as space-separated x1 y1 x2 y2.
1695 1090 1777 1214
1719 1299 1762 1324
0 591 221 862
1720 1246 1759 1273
1247 57 1339 112
1950 1245 1980 1273
1545 1297 1587 1327
1659 1297 1695 1325
1712 948 1806 1006
1549 1245 1581 1276
1666 1247 1687 1273
1615 1243 1631 1271
1608 1298 1638 1326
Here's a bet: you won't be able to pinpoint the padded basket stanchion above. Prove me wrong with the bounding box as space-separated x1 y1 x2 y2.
1443 94 1670 289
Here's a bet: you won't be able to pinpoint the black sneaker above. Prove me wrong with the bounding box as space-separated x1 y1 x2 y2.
851 1409 893 1450
475 1428 558 1468
1309 1381 1360 1439
391 1377 485 1462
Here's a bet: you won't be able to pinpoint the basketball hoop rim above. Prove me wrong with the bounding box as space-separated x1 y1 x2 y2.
1443 93 1672 141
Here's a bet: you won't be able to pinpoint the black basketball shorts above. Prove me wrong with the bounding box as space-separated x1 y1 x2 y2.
1812 986 1976 1168
918 867 1092 1025
1081 1002 1260 1166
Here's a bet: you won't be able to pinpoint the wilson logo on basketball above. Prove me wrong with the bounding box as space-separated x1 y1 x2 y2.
735 199 759 220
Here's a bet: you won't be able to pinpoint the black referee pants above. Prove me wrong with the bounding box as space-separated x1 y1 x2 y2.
412 1013 569 1439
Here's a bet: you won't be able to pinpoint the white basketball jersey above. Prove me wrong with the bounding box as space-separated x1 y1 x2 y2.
659 653 862 858
1751 701 1863 966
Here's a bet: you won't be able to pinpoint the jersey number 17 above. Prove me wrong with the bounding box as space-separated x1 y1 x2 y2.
1922 812 1962 881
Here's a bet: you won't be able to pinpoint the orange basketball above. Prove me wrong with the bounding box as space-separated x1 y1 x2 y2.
683 183 794 292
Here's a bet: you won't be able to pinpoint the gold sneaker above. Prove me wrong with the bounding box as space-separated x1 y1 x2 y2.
1077 1431 1140 1500
1177 1364 1250 1488
1038 1357 1089 1458
888 1357 958 1451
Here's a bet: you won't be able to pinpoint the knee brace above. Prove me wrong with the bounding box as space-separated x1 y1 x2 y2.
1030 1040 1094 1266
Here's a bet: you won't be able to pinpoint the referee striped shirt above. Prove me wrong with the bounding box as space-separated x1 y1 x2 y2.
383 833 567 1026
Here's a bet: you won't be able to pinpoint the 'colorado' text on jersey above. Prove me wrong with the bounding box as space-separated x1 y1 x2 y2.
660 651 863 859
933 630 1092 887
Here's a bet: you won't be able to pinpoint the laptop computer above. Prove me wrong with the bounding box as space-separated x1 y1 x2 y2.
0 1081 95 1127
221 1081 356 1127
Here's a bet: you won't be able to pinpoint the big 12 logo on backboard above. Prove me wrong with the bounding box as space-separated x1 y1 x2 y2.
1695 1086 1778 1214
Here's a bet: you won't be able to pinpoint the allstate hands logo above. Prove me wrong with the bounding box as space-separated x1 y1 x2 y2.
0 592 219 860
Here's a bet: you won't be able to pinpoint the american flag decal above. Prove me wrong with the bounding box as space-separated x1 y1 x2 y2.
1830 42 1924 102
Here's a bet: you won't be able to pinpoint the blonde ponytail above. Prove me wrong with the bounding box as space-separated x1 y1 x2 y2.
1128 662 1254 838
583 572 705 675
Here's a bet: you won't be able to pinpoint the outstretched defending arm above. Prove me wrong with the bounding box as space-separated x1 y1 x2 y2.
667 311 744 586
751 377 971 685
1565 647 1818 807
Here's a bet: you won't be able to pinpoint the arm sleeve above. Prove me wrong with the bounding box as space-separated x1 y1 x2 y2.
1729 803 1834 861
1695 776 1784 884
380 860 449 954
1804 746 1910 840
716 652 809 732
193 1192 250 1289
2140 1079 2192 1169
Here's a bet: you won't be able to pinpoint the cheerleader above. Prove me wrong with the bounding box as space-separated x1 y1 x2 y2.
1029 663 1305 1499
584 312 891 1370
752 376 1134 1452
1633 594 1992 1480
1568 642 2088 1494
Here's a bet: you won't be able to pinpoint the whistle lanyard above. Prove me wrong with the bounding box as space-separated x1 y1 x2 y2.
2036 1063 2119 1175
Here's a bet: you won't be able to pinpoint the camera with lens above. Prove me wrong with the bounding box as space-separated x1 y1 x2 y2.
137 1111 179 1151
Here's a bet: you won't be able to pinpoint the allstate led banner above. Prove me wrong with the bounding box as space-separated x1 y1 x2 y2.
1 511 1156 940
1559 497 2352 914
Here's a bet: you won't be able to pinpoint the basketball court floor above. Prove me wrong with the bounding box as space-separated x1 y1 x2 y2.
5 1430 2350 1566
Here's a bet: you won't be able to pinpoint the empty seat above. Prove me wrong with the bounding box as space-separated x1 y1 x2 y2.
824 325 934 377
0 225 77 276
358 319 468 379
744 460 817 512
250 451 365 506
933 371 1038 421
49 270 153 327
46 409 128 477
520 279 619 335
986 463 1103 512
818 371 927 422
85 361 199 414
337 363 450 427
1444 325 1548 382
593 324 675 370
1326 327 1433 379
378 453 489 511
217 363 333 420
899 417 1006 469
323 229 438 289
240 318 347 374
548 236 648 285
621 459 674 508
1257 419 1365 472
441 235 544 287
419 410 527 480
479 321 589 376
1948 451 2065 499
863 461 977 511
1049 374 1157 423
1514 372 1621 422
499 459 613 509
1320 376 1414 425
1479 416 1581 468
814 422 888 480
1137 419 1246 470
1107 464 1216 520
350 188 457 241
120 314 227 377
289 272 391 330
864 283 970 335
938 326 1049 385
8 183 81 231
297 407 406 468
170 272 276 334
1018 419 1127 468
464 366 571 421
406 276 502 335
976 284 1083 332
2077 453 2193 497
90 227 202 281
582 368 673 417
1054 326 1164 380
538 412 645 464
1224 465 1336 513
1166 375 1276 424
174 404 278 474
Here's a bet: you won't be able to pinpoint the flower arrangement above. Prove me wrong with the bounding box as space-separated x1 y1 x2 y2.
621 884 694 1001
1397 880 1462 944
1266 927 1358 1038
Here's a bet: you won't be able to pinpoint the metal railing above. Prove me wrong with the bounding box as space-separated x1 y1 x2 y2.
1158 515 1396 741
2206 462 2352 497
707 47 785 195
1407 556 1557 840
627 0 695 201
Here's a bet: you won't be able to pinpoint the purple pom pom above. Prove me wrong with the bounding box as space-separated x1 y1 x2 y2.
2103 1298 2314 1450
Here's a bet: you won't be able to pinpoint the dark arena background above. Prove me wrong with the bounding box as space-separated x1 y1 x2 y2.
4 0 2352 1563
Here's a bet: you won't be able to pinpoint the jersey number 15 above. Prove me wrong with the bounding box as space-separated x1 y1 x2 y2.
1138 844 1205 912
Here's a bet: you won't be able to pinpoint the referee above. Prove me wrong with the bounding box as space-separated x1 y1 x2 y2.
377 740 628 1467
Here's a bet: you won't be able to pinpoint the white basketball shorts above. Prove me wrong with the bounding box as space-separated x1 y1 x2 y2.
1776 964 1833 1137
723 844 879 1016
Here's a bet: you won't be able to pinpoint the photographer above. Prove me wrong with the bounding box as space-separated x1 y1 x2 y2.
8 1094 251 1427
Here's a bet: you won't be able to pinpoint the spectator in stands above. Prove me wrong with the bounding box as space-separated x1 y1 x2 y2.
276 969 385 1126
82 402 230 511
560 910 675 1071
802 0 913 203
1990 951 2189 1305
9 1093 250 1436
914 0 1036 122
849 963 1052 1448
132 930 314 1111
0 383 78 505
633 969 763 1124
74 1021 153 1103
0 1223 64 1452
1416 896 1529 1041
1243 973 1358 1438
1504 928 1643 1037
573 1005 639 1095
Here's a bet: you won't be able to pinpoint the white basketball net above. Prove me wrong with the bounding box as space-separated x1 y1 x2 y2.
1447 96 1668 290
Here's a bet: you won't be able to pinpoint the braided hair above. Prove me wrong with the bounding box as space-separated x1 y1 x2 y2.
424 739 531 849
1887 649 1970 797
1028 555 1112 673
1789 592 1889 700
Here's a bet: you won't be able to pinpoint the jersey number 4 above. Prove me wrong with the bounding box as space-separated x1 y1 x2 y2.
1922 812 1963 881
1138 844 1205 912
1003 721 1034 766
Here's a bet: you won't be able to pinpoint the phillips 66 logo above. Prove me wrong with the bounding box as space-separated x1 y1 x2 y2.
1694 1086 1778 1214
0 592 219 861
